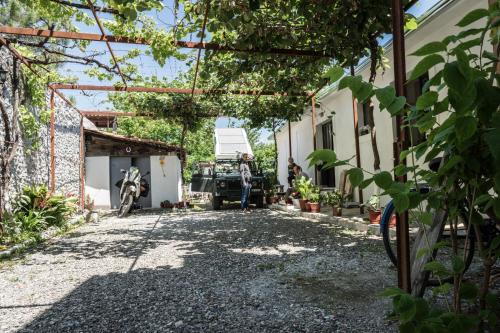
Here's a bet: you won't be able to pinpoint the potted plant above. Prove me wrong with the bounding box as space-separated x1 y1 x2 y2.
308 187 322 213
295 177 313 212
367 194 381 224
323 189 344 216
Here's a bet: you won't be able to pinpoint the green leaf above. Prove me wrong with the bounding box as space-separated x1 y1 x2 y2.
411 41 447 56
379 287 406 297
355 82 373 103
419 211 433 226
393 193 410 213
359 178 374 189
409 54 445 82
474 194 492 206
484 129 500 162
457 8 489 27
433 282 452 295
323 66 344 83
397 294 417 323
438 155 463 174
416 91 438 110
459 282 478 300
374 171 393 190
452 256 465 274
455 116 477 140
405 17 418 30
307 149 337 167
375 86 396 108
424 261 450 276
347 168 364 187
248 0 260 10
443 62 466 92
387 96 407 115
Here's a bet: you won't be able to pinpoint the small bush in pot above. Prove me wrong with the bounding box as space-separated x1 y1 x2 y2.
308 190 322 213
294 177 313 211
366 195 381 224
323 189 344 216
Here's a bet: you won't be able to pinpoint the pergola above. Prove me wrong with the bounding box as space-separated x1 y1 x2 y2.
0 0 413 293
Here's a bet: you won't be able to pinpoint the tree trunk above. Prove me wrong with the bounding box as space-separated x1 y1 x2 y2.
272 119 278 184
179 122 188 185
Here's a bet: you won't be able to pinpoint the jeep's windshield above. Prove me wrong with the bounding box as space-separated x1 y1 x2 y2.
215 160 258 175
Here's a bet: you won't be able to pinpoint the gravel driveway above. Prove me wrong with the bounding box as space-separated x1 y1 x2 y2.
0 208 397 332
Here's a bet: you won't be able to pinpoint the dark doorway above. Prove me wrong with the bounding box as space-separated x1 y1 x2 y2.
110 157 152 209
320 122 335 187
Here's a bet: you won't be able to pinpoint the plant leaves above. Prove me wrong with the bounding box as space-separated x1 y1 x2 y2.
409 54 445 82
411 41 447 56
347 168 364 187
323 66 344 83
457 8 489 28
387 96 407 115
393 193 410 213
375 86 396 108
459 282 478 300
416 91 438 110
455 116 477 140
374 171 393 190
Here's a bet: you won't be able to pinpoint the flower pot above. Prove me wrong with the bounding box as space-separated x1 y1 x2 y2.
310 202 321 213
369 209 382 224
333 206 342 216
271 196 279 204
305 202 311 212
266 196 272 204
299 199 309 212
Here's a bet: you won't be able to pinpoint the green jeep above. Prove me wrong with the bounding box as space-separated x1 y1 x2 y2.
191 159 265 210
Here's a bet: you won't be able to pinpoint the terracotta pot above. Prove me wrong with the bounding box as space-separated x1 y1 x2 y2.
271 196 279 204
369 209 382 224
305 202 311 212
389 214 397 227
333 206 342 216
299 199 309 212
309 202 321 213
266 196 272 204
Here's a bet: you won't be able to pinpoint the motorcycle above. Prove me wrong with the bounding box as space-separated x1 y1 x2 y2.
116 166 150 217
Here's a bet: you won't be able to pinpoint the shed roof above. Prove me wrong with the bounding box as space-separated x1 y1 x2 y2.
84 128 186 161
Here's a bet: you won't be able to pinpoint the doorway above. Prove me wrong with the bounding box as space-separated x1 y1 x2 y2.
109 157 152 209
320 122 335 187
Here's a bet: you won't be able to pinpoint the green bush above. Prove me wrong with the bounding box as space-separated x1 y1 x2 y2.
0 185 77 245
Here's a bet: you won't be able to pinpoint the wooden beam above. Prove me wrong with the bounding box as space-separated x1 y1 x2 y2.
0 26 334 58
50 83 310 96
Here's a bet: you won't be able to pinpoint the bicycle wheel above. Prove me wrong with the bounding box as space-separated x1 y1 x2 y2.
381 201 475 286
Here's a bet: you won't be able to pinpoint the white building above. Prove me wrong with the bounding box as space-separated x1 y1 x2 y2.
276 0 486 206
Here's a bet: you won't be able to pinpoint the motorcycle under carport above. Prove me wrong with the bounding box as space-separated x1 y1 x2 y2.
115 166 150 217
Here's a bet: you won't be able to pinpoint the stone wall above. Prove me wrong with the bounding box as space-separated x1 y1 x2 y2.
0 45 82 209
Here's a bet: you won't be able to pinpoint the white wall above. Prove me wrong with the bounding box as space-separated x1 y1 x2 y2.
85 156 111 209
276 114 315 189
150 155 182 207
276 0 487 204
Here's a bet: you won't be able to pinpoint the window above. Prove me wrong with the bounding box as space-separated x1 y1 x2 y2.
405 72 429 146
357 101 373 136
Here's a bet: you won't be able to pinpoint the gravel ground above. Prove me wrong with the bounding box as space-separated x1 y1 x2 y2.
0 208 398 332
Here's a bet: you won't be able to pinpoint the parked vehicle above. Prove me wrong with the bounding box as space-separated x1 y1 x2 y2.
191 128 265 210
116 166 150 217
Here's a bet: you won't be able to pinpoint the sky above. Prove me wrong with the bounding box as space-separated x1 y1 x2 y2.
52 0 440 144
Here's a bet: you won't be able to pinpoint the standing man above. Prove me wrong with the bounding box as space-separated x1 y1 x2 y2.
240 153 252 213
287 157 295 187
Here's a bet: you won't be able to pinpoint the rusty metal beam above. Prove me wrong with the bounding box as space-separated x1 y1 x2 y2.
86 0 127 86
0 26 334 58
81 111 135 117
350 65 364 215
49 83 310 96
391 0 411 293
311 97 318 184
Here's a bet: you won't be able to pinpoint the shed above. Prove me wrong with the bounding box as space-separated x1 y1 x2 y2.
84 128 185 209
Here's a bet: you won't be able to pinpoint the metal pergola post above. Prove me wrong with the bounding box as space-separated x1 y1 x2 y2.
350 65 364 215
311 97 318 184
391 0 411 293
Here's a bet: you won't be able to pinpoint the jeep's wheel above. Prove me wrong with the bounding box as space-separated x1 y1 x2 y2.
212 196 222 210
256 195 264 208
